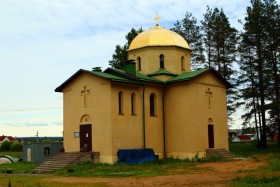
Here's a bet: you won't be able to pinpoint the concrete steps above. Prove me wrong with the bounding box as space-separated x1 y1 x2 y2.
206 148 234 159
34 152 90 173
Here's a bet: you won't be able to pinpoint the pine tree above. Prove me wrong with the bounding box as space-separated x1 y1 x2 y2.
201 6 239 120
201 6 215 68
263 0 280 146
240 0 268 148
109 28 143 69
201 7 238 76
171 12 206 69
237 40 261 142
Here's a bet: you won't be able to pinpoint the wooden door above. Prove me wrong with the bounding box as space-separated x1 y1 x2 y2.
80 124 92 152
208 125 214 148
27 148 32 162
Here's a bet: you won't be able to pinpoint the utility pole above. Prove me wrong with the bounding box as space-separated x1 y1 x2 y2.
36 130 39 143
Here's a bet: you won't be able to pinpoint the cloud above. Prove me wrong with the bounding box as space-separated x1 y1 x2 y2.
25 123 49 127
52 122 62 126
4 123 23 127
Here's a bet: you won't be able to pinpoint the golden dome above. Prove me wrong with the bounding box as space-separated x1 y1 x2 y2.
128 25 190 51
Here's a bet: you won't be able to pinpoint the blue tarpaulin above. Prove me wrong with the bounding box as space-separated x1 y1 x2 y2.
117 148 156 164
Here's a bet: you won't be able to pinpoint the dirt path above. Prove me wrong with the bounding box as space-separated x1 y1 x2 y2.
45 158 267 187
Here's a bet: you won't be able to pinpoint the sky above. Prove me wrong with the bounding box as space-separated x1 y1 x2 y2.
0 0 274 137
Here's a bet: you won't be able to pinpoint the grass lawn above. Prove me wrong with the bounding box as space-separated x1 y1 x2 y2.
0 175 109 187
0 151 23 158
230 141 280 187
54 158 200 177
0 159 201 187
229 141 280 157
0 162 36 174
1 143 280 187
0 151 37 174
232 175 280 187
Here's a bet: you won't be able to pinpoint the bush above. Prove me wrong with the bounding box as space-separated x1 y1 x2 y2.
42 139 51 143
0 141 13 151
9 142 23 152
0 141 23 152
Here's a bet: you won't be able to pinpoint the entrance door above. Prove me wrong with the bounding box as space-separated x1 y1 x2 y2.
27 148 32 162
208 125 214 148
80 124 92 152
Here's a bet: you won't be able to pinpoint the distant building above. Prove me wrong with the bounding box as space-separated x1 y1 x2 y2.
23 142 63 162
228 129 241 140
232 135 251 143
0 135 17 145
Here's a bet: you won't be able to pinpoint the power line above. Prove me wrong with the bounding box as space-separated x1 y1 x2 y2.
0 107 62 113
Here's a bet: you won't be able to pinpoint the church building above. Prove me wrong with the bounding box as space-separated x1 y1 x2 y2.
55 22 232 163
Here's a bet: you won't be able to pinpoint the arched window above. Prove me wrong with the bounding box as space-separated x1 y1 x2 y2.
181 56 185 71
131 93 136 115
118 91 123 114
137 57 141 71
208 118 213 124
159 54 164 69
150 93 156 116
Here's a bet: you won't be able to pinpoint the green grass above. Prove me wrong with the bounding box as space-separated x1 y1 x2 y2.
0 151 23 158
0 162 37 174
266 153 280 171
232 176 280 187
55 158 200 177
1 144 280 186
0 175 110 187
0 151 36 174
229 142 280 186
229 142 280 157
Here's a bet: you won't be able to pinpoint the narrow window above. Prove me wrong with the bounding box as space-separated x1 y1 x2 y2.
131 93 136 115
137 57 141 71
44 147 50 156
150 93 156 116
118 91 123 114
160 54 164 69
181 56 185 71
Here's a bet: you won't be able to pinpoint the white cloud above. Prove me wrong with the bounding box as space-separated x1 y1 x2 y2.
25 123 49 127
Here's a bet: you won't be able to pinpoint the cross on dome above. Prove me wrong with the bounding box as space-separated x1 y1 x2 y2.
154 14 161 26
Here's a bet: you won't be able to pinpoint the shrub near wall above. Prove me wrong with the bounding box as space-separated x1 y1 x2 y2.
0 141 13 151
0 141 23 152
9 143 23 152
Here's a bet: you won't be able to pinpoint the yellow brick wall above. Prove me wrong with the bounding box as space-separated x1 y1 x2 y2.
128 46 191 75
110 82 143 162
110 82 165 161
144 84 164 158
151 74 176 82
164 72 229 159
62 71 229 162
63 73 113 162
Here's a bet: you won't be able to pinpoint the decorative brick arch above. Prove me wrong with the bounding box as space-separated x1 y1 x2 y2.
80 114 91 124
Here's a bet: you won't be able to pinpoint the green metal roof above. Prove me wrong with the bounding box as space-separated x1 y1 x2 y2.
147 69 178 76
88 70 132 82
55 69 137 92
136 72 162 83
104 68 162 83
55 67 232 92
166 68 208 83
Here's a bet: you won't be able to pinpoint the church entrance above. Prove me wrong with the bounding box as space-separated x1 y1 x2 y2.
208 125 214 148
80 124 92 152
